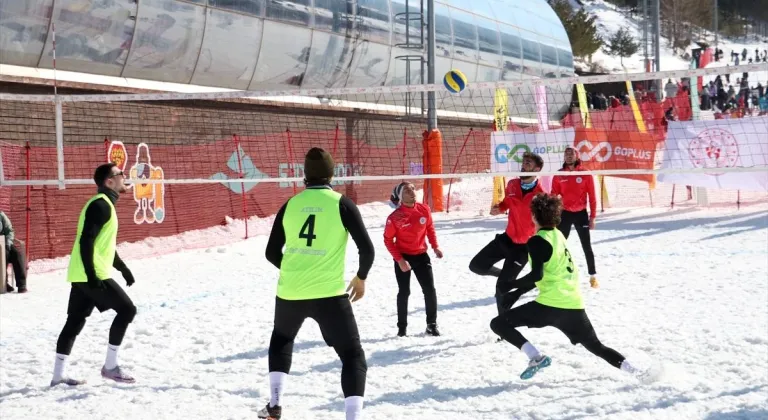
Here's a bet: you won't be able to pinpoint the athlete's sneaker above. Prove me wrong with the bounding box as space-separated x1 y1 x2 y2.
589 276 599 289
520 355 552 380
101 365 135 383
257 403 282 419
426 323 440 336
50 377 86 387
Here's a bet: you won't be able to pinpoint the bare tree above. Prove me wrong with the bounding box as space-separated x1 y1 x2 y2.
660 0 713 54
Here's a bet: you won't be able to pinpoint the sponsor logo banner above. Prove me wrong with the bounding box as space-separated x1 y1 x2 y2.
658 117 768 192
572 127 657 184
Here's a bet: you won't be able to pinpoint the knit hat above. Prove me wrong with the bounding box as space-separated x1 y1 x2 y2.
390 182 408 205
304 147 335 184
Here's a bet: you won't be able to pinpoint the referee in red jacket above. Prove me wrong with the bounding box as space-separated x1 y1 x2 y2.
551 146 599 288
384 182 443 337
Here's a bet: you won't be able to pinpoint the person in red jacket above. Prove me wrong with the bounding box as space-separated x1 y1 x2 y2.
550 146 599 288
384 182 443 338
469 152 544 317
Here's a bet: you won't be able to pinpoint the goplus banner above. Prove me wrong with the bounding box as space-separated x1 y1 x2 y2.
491 127 657 184
658 117 768 192
491 128 574 179
572 127 658 184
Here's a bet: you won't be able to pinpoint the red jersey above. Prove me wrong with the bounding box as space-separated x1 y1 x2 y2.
551 163 597 218
498 178 544 244
384 202 438 261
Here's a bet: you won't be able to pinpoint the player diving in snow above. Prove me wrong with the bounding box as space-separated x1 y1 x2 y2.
490 193 649 380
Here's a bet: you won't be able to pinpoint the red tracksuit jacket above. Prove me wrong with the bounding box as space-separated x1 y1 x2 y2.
384 202 438 261
498 178 544 244
551 162 597 218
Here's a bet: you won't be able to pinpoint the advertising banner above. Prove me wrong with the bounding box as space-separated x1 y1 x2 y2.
658 117 768 192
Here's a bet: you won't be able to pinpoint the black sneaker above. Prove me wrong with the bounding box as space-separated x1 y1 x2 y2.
397 326 407 337
257 403 282 419
426 323 440 336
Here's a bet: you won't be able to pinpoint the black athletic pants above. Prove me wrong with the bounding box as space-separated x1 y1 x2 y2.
395 253 437 329
269 295 367 397
557 210 596 276
469 233 533 315
490 301 625 368
56 278 137 355
5 244 27 289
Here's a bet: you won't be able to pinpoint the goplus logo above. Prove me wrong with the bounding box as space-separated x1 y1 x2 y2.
494 143 569 164
574 140 652 162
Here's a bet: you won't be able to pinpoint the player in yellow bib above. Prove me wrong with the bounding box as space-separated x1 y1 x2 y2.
491 193 646 380
258 148 375 420
50 163 138 387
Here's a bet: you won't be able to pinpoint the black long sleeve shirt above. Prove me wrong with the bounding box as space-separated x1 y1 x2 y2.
511 230 554 289
79 188 128 281
265 186 375 280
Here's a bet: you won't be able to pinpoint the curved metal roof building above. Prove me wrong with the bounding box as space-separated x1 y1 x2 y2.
0 0 573 117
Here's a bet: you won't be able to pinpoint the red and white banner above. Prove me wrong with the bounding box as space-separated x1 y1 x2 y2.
490 126 658 184
572 127 658 184
658 117 768 192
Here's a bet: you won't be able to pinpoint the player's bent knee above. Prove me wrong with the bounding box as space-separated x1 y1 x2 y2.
117 304 137 324
489 316 504 334
339 346 367 373
63 316 87 337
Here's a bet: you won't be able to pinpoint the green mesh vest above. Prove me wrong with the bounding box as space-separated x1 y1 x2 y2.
534 228 584 309
278 188 348 300
67 194 118 283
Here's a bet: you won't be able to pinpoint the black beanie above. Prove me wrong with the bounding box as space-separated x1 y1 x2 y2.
304 147 335 183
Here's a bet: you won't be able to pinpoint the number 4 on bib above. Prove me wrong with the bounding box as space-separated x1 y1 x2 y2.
299 214 317 246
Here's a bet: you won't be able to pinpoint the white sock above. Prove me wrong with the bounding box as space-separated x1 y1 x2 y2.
52 353 68 381
269 371 287 407
105 344 119 370
620 359 638 374
521 342 541 360
345 396 364 420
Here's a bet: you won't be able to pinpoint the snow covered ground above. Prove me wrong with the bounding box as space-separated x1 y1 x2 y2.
1 198 767 419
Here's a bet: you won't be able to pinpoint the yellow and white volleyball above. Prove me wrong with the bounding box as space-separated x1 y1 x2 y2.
443 69 468 94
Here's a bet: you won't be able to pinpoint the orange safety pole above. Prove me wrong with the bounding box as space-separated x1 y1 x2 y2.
422 129 444 212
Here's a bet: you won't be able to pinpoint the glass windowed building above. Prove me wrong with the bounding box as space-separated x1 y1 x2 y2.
0 0 573 119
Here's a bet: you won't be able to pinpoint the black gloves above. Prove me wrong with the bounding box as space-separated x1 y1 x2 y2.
121 269 135 287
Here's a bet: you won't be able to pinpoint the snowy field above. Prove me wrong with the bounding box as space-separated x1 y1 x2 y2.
1 200 767 420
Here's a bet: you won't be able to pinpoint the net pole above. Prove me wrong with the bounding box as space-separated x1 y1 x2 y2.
445 127 473 213
670 184 676 209
401 128 408 175
55 99 65 190
25 141 31 265
285 128 297 195
232 134 249 239
332 122 340 156
426 0 437 130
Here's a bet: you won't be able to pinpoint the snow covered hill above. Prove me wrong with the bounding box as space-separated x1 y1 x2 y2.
573 0 768 75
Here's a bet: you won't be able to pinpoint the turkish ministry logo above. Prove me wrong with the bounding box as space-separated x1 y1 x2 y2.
688 127 739 176
575 139 612 162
